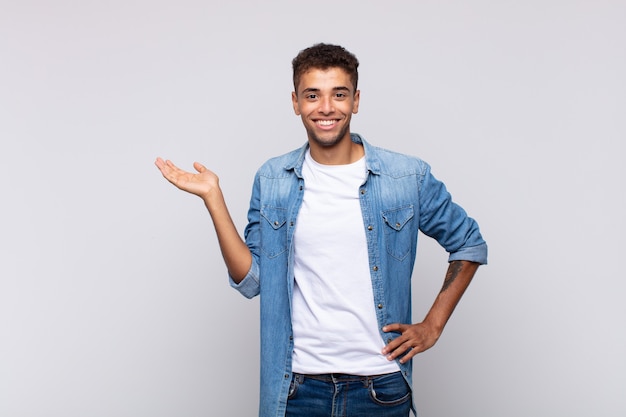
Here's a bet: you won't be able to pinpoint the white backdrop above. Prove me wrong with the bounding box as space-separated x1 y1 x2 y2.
1 1 624 416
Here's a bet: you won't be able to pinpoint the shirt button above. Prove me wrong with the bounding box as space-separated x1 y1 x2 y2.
367 225 373 231
378 303 383 309
360 189 366 195
373 266 379 271
395 222 401 228
284 374 290 379
274 221 279 226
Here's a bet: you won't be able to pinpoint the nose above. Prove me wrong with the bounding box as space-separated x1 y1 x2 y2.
318 96 334 114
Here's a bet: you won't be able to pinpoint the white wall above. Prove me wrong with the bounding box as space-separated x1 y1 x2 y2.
1 1 624 416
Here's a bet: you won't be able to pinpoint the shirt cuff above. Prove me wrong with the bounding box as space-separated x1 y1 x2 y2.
448 243 488 265
229 262 261 298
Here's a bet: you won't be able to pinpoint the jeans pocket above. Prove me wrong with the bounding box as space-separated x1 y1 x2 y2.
368 372 411 406
287 374 301 400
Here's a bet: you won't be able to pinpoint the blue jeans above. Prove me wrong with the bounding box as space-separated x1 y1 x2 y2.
286 372 412 417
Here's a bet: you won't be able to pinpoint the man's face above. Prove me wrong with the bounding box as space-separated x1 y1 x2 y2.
291 67 360 149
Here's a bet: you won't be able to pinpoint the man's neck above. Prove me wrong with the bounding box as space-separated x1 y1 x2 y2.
308 136 364 166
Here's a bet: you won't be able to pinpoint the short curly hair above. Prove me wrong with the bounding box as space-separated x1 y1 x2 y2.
292 43 359 92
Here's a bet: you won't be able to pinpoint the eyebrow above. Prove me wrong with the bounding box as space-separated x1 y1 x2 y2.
301 86 351 94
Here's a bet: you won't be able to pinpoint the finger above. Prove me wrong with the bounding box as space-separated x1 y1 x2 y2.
382 323 406 333
157 162 190 187
162 161 191 179
388 338 415 359
394 334 436 363
397 346 420 364
165 159 183 172
382 333 409 356
155 160 175 180
155 157 169 171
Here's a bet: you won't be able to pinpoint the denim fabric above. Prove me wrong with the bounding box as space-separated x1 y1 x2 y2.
286 372 411 417
231 134 488 417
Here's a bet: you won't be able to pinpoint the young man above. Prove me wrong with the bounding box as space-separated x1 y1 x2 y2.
155 43 487 417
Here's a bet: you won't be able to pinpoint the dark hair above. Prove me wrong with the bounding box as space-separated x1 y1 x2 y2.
292 43 359 92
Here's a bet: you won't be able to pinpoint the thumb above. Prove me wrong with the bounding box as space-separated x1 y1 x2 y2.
193 161 207 173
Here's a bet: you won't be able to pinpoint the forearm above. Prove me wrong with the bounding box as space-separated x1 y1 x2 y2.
422 260 479 333
203 189 252 283
382 260 480 361
154 158 253 282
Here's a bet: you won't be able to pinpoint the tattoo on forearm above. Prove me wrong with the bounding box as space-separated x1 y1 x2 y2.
441 261 463 292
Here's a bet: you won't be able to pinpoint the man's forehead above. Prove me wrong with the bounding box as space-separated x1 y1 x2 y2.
297 67 354 91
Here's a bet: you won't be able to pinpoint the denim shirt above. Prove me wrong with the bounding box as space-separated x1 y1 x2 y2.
230 134 487 417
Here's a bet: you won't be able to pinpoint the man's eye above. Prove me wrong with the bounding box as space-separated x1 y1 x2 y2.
335 93 346 98
306 94 317 99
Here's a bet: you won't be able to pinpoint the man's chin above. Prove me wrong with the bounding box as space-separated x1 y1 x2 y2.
313 136 342 147
308 128 350 148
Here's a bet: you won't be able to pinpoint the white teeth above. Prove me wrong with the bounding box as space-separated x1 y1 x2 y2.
317 120 336 126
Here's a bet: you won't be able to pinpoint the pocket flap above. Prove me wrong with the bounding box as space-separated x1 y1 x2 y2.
260 206 287 230
382 206 414 231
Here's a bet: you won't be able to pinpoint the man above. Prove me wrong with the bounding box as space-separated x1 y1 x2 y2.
155 43 487 417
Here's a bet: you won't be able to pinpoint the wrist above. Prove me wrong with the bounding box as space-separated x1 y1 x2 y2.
202 187 224 210
422 315 446 335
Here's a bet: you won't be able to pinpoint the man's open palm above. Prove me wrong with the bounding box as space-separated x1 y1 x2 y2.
155 158 219 199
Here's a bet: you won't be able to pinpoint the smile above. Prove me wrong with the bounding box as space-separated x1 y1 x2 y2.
315 120 338 126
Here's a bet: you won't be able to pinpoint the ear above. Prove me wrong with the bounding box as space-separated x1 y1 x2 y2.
352 90 360 114
292 91 301 115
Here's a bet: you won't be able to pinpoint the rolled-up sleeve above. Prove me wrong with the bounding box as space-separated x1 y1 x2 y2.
418 163 488 265
229 172 263 298
229 261 260 298
448 243 488 265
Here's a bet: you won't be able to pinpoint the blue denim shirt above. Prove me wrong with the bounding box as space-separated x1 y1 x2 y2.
231 134 487 417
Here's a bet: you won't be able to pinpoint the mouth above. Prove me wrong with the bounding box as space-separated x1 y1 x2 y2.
314 119 340 129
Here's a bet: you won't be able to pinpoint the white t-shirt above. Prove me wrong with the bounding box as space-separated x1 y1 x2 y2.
291 150 399 375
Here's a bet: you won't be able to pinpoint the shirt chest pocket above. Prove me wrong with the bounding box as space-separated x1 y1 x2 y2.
381 205 415 261
260 206 289 258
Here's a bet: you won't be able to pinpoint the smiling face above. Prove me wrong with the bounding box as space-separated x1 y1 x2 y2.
292 67 360 151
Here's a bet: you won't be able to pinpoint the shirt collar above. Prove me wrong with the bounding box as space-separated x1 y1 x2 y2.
283 133 381 177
